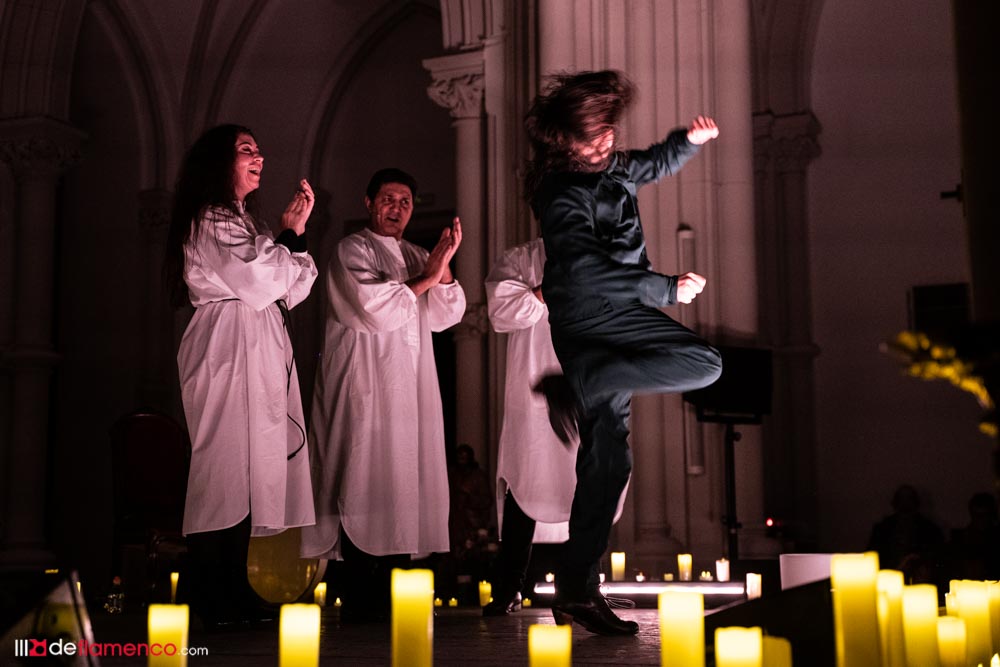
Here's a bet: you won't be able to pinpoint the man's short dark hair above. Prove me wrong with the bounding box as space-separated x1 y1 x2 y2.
365 168 418 201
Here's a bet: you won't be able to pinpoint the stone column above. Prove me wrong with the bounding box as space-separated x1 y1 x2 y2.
753 111 822 546
0 117 84 568
137 189 174 411
950 1 1000 483
424 52 489 464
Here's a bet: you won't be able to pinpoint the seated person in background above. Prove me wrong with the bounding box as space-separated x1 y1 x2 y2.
867 483 944 576
945 491 1000 581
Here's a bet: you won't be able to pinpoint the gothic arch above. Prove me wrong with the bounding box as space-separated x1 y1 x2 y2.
302 0 439 180
750 0 825 113
85 0 182 188
0 0 86 117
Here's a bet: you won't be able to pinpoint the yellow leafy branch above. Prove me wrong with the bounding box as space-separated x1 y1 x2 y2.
882 330 997 437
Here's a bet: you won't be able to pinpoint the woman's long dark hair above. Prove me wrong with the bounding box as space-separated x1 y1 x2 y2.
523 70 634 202
164 124 260 308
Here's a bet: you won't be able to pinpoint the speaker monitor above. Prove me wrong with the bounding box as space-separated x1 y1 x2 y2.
683 346 773 422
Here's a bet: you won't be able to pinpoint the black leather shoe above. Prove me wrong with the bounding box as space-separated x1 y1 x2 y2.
551 594 639 636
533 375 580 444
483 591 522 617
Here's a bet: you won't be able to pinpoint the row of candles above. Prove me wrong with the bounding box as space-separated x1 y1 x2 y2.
830 551 1000 667
144 567 772 667
145 551 1000 666
610 552 731 583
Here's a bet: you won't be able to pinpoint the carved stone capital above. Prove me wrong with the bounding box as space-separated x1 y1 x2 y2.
427 73 485 119
423 51 485 119
453 301 489 340
0 117 85 179
752 111 821 174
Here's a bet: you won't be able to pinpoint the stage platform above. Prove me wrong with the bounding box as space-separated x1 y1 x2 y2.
91 605 670 666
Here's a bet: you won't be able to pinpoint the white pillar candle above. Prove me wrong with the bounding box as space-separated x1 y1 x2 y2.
392 569 434 667
762 636 792 667
611 552 626 582
678 553 693 582
169 572 179 605
279 604 320 667
952 580 993 667
715 627 763 667
745 573 762 600
937 615 968 667
478 581 492 607
878 569 905 667
312 582 326 607
716 558 731 583
902 584 941 667
528 624 571 667
659 591 705 667
830 553 880 667
148 604 188 667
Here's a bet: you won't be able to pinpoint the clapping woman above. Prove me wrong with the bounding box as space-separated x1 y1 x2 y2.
164 124 318 628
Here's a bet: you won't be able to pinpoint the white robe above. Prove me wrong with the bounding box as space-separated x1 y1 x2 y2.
301 227 466 559
178 203 318 536
486 239 578 543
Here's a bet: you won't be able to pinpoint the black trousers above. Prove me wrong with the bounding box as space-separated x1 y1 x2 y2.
181 515 257 620
550 303 722 599
339 526 409 616
492 491 537 598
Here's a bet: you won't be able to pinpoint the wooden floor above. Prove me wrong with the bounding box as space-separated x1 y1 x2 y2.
91 605 674 666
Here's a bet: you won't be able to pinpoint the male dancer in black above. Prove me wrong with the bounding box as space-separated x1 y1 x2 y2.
525 70 723 635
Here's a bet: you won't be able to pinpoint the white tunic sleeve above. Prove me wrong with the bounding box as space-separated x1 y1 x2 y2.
188 206 317 311
485 240 546 333
328 234 421 333
427 280 466 332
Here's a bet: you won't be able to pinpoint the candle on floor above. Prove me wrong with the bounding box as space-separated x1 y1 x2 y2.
716 558 730 583
988 583 1000 658
448 598 458 607
611 552 626 582
148 604 188 667
877 569 905 667
659 591 704 667
952 580 993 666
528 624 571 667
937 615 968 667
392 569 434 667
279 604 320 667
715 627 763 667
313 582 326 607
523 598 532 608
170 572 179 604
678 553 693 582
902 583 940 667
433 598 442 607
762 636 791 667
945 592 958 616
334 597 342 608
479 581 492 607
830 553 881 667
746 573 762 600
